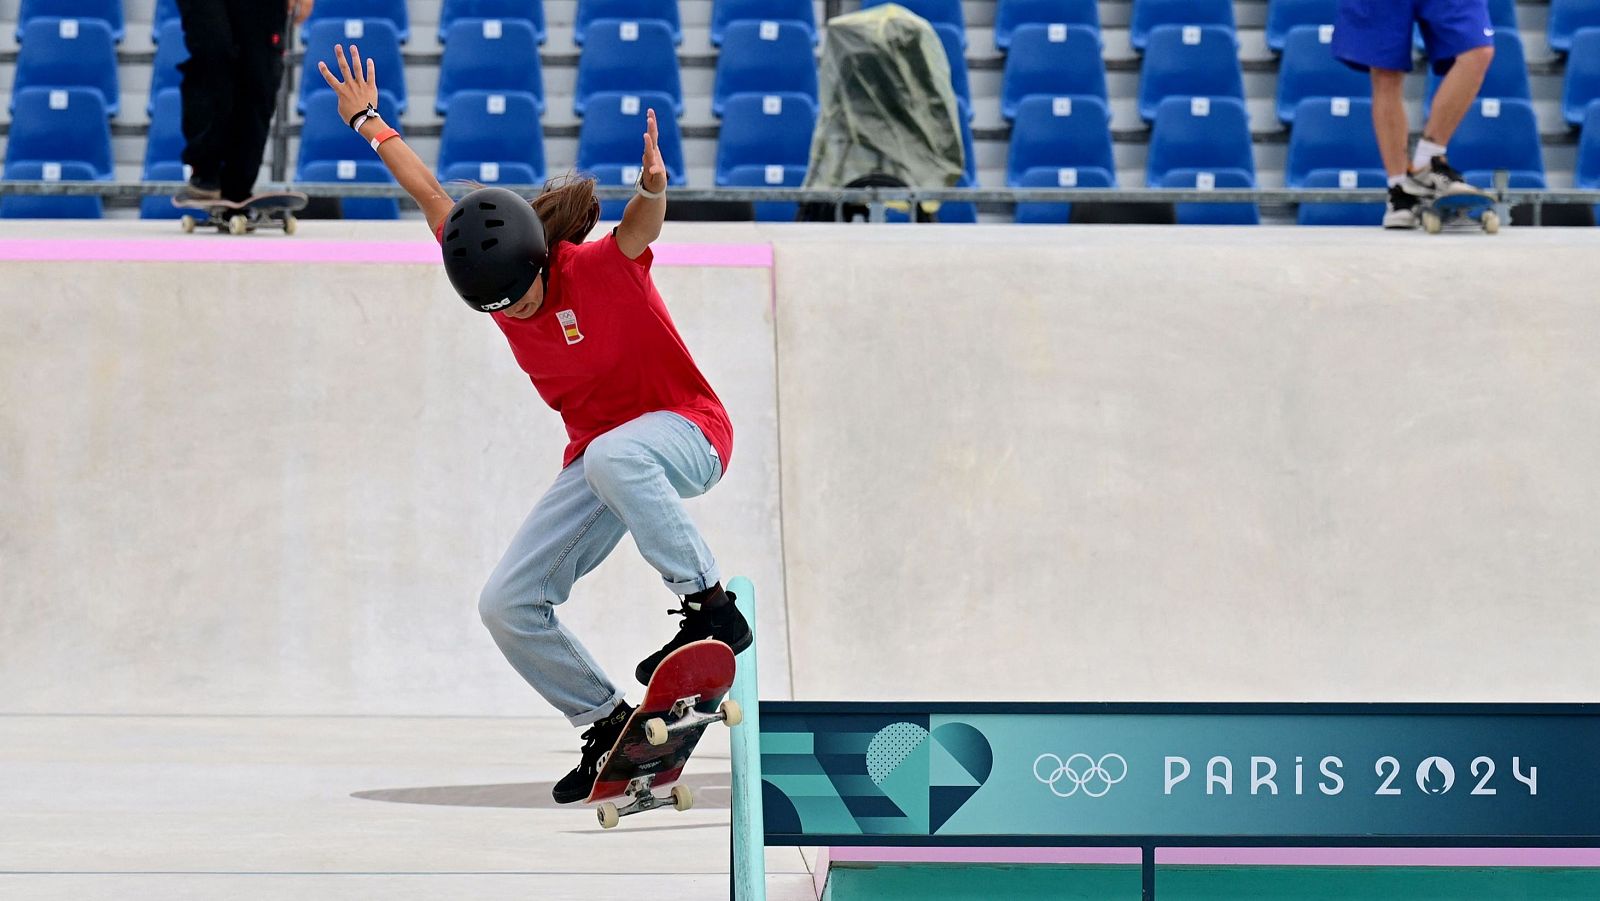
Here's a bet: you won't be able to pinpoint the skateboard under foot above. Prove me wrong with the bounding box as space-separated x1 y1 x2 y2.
172 192 309 236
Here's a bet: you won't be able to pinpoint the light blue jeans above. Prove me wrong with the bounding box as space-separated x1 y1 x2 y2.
478 411 724 725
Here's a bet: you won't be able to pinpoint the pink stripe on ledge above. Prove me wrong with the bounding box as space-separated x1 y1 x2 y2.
0 239 772 268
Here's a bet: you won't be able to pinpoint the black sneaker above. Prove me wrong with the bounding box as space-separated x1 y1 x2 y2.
634 589 753 685
1405 155 1485 198
1384 184 1420 229
552 700 634 805
179 174 222 203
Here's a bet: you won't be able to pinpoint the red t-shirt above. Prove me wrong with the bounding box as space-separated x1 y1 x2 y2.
436 225 733 470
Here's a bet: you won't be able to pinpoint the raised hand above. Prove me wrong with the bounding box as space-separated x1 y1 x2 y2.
316 44 380 128
640 108 668 193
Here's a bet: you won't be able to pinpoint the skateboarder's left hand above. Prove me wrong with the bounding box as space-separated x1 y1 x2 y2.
640 109 668 195
316 44 380 128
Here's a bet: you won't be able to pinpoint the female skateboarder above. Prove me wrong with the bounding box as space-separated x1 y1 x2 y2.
317 45 751 803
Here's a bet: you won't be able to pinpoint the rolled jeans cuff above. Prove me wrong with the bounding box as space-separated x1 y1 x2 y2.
567 688 629 727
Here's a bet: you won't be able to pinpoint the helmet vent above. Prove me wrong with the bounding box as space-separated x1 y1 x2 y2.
445 229 459 241
479 201 497 210
450 207 465 222
480 238 499 251
485 219 505 229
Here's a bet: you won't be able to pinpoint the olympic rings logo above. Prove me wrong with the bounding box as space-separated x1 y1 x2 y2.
1033 753 1128 798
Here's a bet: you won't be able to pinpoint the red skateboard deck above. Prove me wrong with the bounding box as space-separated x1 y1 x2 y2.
586 639 740 827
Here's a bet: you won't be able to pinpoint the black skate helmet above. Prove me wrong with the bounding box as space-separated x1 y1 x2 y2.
440 187 549 313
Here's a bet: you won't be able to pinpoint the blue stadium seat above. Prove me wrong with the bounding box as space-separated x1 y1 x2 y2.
296 91 404 218
862 0 965 43
576 0 681 45
299 19 407 115
1425 30 1529 117
299 160 401 218
439 161 542 185
1551 0 1600 53
1160 168 1257 224
711 0 816 47
0 160 105 218
1284 97 1382 186
436 18 544 115
1449 97 1545 187
1001 23 1105 120
1296 167 1386 226
153 0 179 35
298 89 402 171
144 87 185 172
18 0 124 42
6 87 114 178
1564 28 1600 126
715 93 816 182
937 173 978 224
439 0 545 44
1489 0 1518 29
723 164 806 221
141 88 186 219
577 91 687 185
1276 24 1370 123
1576 101 1600 203
148 18 187 115
995 0 1100 51
959 109 976 182
1129 0 1234 52
1265 0 1336 53
1013 165 1114 224
575 20 682 116
13 18 119 116
140 159 187 218
306 0 410 42
1007 95 1115 183
1146 96 1254 184
713 19 818 117
1138 24 1243 123
437 91 547 184
933 23 972 120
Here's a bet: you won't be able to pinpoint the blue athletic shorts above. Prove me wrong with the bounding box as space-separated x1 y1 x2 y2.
1332 0 1494 75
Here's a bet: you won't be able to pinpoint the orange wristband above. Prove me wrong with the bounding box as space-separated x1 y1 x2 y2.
368 127 400 152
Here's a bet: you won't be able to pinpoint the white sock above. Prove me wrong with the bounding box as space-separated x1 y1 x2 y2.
1412 139 1447 172
1387 174 1405 188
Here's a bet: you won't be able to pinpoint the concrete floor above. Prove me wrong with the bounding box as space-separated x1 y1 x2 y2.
0 714 817 900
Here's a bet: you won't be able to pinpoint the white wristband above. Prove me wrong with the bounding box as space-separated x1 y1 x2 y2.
634 171 665 199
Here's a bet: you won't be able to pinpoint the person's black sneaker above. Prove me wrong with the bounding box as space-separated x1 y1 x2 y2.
1384 184 1420 229
551 700 634 805
1404 155 1485 198
634 587 753 685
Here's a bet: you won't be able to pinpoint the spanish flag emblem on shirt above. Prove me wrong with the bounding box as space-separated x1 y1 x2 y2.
556 309 584 345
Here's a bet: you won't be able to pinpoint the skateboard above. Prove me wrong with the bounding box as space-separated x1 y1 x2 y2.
172 192 309 236
585 639 742 829
1419 192 1501 235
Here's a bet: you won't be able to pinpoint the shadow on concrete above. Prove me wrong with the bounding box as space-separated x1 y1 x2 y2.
352 773 733 810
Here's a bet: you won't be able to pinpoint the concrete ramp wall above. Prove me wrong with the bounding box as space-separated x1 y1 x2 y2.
4 224 1599 713
773 228 1600 702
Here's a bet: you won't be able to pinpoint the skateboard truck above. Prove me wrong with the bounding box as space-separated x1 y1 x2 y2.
643 696 744 746
596 778 695 829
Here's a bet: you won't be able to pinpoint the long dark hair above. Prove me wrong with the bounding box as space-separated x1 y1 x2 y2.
532 173 600 245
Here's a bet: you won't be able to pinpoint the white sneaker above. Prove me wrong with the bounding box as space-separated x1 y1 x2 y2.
1383 185 1419 229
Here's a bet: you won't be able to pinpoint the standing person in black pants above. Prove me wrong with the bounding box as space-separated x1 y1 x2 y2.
177 0 314 201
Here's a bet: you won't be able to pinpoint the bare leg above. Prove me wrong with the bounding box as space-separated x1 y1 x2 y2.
1422 46 1495 144
1370 68 1411 178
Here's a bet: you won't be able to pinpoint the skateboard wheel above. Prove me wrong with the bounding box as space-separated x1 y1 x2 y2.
1421 210 1442 235
597 802 620 829
283 215 298 236
228 214 249 236
179 215 196 234
644 717 669 746
671 785 694 812
719 699 743 727
1481 210 1501 234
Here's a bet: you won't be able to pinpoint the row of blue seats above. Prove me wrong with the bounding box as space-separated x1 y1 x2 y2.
23 0 820 45
20 0 1600 55
9 82 1588 225
27 12 1600 148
